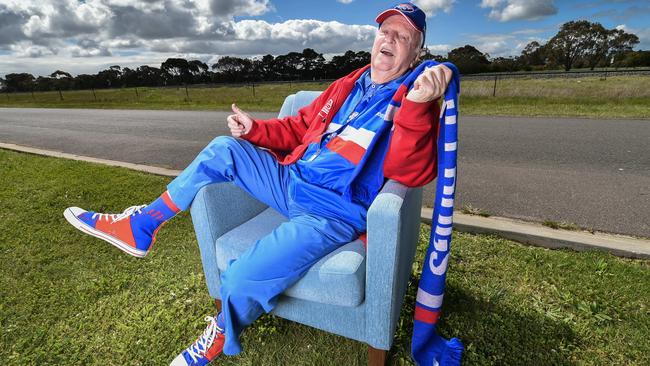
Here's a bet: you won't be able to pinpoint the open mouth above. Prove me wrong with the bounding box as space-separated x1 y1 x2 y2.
380 48 394 57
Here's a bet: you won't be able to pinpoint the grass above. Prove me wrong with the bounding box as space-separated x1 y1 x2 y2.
542 220 583 231
1 148 649 365
1 75 649 119
461 204 492 218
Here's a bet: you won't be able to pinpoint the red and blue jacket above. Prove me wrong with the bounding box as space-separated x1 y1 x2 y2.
242 64 440 228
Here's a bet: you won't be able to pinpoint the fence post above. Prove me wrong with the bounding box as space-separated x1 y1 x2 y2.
492 75 498 97
92 88 97 101
251 83 255 98
185 84 190 101
135 87 139 101
31 89 35 100
58 89 64 101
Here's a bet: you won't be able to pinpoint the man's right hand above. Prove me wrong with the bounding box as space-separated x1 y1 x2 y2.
227 103 254 137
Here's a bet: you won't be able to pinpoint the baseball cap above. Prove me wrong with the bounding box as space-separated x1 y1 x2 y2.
375 2 427 47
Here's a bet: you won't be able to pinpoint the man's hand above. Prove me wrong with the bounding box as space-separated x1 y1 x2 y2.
227 103 254 137
406 64 453 103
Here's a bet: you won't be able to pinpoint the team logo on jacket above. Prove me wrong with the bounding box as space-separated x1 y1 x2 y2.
318 98 334 119
396 3 415 12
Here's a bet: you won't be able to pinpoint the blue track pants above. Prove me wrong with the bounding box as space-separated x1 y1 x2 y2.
167 136 359 355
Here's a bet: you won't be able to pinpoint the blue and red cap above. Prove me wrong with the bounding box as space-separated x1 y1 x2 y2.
375 2 427 47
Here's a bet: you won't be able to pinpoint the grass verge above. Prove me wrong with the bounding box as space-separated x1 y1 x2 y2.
0 149 648 365
1 75 649 119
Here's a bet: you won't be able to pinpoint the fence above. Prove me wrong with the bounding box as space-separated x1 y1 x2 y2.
3 68 649 103
462 68 650 98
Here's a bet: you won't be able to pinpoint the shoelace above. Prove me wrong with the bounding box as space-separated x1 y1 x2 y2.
91 205 146 224
187 316 223 362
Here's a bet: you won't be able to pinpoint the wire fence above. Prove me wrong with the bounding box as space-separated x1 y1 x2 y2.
3 68 649 103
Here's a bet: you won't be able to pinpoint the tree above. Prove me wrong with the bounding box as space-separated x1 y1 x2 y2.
545 21 640 71
490 57 519 72
300 48 325 80
211 56 252 82
161 58 192 85
518 41 547 70
50 70 73 90
419 48 446 63
582 23 610 70
546 20 600 71
326 50 370 79
4 73 35 92
188 60 209 83
250 54 276 81
96 67 122 88
273 52 304 80
613 50 650 68
447 45 490 74
34 76 55 91
74 74 98 90
135 65 165 86
607 28 639 66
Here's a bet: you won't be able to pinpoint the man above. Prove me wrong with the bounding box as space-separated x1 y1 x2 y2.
63 3 452 365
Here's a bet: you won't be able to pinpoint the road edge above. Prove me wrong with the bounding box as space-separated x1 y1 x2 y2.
2 142 648 260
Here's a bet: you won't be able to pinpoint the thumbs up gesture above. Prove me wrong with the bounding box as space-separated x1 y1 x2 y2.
227 103 254 137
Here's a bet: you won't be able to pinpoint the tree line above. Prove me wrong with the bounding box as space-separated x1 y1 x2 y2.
1 20 648 93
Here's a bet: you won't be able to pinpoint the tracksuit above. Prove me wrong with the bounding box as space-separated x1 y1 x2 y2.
166 65 440 356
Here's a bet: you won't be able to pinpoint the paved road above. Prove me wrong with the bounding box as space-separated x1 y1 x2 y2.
1 107 648 238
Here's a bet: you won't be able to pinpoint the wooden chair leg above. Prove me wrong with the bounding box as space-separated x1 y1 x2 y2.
215 299 222 313
368 345 387 366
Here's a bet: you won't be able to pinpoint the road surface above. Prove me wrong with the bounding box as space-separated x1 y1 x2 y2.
1 107 648 237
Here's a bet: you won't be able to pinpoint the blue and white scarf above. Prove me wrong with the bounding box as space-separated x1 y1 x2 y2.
347 60 463 365
398 60 464 366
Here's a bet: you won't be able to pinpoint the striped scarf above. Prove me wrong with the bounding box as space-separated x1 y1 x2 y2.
386 60 464 365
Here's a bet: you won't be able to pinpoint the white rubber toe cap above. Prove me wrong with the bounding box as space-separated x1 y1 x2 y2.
169 353 189 366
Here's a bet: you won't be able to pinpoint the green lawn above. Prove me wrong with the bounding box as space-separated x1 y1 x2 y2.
1 75 649 119
0 148 648 365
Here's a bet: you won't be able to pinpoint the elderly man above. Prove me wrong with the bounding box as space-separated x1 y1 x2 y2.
63 2 452 365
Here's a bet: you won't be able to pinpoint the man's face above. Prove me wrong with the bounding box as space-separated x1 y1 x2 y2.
371 15 420 78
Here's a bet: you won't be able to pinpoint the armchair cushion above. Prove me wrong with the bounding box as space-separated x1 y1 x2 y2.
215 207 366 307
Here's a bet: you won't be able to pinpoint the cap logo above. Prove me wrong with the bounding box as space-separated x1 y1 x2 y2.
396 3 415 12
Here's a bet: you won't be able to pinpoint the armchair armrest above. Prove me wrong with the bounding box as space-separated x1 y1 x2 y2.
364 179 423 349
190 182 268 297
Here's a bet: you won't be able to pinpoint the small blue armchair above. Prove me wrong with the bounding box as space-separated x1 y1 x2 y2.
190 91 423 365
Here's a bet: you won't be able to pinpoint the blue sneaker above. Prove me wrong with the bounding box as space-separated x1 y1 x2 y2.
171 316 225 366
63 205 160 258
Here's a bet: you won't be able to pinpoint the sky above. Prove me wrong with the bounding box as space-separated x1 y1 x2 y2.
1 0 649 78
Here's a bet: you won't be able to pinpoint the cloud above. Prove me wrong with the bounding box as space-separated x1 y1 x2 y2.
0 0 378 77
0 4 30 46
425 44 452 54
336 0 354 4
413 0 455 16
455 31 547 57
480 0 558 22
146 19 376 55
592 5 650 22
615 24 650 50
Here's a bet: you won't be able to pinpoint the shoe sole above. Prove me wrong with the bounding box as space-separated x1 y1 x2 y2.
63 207 148 258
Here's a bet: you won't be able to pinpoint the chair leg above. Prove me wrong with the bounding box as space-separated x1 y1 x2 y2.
368 346 387 366
215 299 222 313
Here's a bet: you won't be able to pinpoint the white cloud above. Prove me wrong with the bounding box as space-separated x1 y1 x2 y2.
0 3 378 77
337 0 354 4
480 0 557 22
413 0 455 16
426 44 452 54
616 24 650 50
